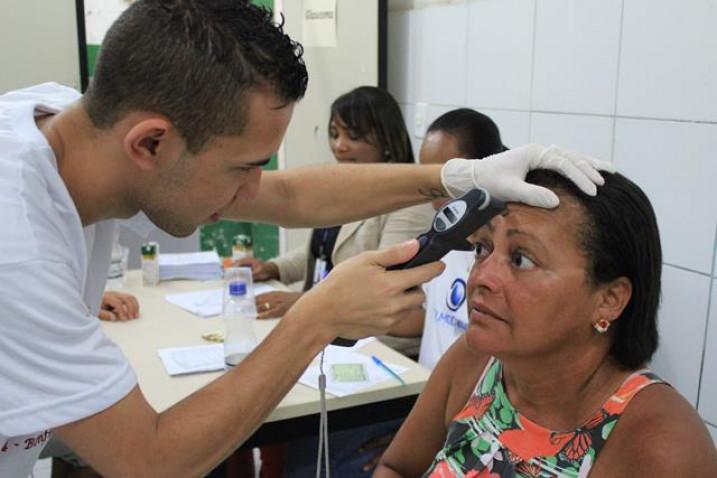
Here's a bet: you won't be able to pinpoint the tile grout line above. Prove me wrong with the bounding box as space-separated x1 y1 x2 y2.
527 0 539 142
610 0 626 163
695 221 717 411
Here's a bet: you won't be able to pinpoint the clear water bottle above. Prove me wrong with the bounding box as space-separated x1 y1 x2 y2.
223 273 258 367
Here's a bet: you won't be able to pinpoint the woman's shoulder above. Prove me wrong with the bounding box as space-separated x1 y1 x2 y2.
595 378 717 475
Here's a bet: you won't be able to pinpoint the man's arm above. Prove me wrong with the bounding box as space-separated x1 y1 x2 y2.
56 241 444 477
224 163 445 227
223 144 614 228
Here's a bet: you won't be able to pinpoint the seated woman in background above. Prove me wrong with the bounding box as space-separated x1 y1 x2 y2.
241 85 433 356
375 170 717 477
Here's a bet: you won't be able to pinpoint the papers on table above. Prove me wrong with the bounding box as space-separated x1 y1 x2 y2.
158 344 225 375
299 340 407 397
165 283 280 318
159 251 223 281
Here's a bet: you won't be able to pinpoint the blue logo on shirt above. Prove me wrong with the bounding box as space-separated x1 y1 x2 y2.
446 278 467 312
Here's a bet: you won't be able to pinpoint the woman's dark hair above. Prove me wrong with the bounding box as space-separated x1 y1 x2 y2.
427 108 507 159
83 0 308 153
526 170 662 369
329 86 414 164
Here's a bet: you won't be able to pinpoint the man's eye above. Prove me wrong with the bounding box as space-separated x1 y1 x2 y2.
511 252 536 270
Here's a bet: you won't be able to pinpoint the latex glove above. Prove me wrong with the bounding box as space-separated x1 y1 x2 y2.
440 144 616 208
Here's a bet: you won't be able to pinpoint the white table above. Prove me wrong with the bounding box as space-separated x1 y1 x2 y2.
104 270 430 447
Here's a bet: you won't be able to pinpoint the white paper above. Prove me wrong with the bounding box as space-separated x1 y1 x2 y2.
302 0 337 47
158 344 225 376
166 283 280 318
299 347 407 397
158 251 221 266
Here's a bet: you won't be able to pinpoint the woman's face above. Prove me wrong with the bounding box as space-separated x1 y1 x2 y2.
329 116 384 164
465 198 604 359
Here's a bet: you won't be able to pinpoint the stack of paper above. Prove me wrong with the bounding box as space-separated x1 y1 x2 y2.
159 251 222 281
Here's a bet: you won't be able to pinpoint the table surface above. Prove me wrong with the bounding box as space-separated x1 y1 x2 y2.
103 270 431 425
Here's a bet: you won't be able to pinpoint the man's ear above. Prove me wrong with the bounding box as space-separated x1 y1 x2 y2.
595 276 632 326
123 118 181 171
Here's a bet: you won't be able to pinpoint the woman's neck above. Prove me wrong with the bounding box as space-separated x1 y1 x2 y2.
500 345 629 431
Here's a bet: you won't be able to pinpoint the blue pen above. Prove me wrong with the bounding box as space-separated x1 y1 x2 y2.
371 355 406 386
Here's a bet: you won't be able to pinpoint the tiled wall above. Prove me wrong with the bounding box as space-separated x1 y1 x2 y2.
388 0 717 431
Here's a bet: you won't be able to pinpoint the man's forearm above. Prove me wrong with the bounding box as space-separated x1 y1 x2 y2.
58 308 329 477
224 163 445 227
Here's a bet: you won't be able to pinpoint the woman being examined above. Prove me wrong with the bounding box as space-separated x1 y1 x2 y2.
242 85 433 356
375 170 717 477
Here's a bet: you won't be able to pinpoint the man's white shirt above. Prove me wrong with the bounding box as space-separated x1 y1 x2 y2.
0 84 137 477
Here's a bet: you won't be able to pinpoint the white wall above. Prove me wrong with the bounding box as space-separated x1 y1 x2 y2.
0 0 81 93
388 0 717 431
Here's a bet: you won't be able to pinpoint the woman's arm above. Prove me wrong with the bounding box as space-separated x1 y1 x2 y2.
594 384 717 477
375 339 489 477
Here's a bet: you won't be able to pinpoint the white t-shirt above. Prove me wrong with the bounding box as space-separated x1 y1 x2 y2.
418 250 474 371
0 83 137 477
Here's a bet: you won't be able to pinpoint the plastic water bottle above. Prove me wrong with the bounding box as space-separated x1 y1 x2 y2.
223 276 258 367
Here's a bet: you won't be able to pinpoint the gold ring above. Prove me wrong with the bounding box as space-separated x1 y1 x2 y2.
264 302 271 310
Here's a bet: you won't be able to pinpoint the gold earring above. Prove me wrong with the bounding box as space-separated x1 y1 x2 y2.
593 319 610 334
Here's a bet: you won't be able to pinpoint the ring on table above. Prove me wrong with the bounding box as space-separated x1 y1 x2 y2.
264 302 271 310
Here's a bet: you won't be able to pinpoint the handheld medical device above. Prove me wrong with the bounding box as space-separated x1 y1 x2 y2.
332 188 506 347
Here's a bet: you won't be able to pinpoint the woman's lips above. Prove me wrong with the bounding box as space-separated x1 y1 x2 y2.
469 302 506 323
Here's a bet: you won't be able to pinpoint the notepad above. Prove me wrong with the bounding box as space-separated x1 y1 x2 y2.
158 344 225 375
165 283 280 318
299 345 407 397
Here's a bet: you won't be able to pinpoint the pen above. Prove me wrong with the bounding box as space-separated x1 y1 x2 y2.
371 355 406 386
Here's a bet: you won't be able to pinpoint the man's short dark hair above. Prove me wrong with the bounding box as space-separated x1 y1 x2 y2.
426 108 506 159
83 0 308 153
526 170 662 370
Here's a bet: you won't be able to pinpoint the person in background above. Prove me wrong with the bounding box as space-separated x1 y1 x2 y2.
0 0 612 476
240 86 433 357
418 108 507 371
375 170 717 476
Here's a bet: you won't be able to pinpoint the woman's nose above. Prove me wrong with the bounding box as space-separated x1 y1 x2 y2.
468 253 504 294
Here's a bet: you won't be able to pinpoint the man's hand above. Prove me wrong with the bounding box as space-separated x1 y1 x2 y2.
441 144 616 208
288 240 444 342
236 257 280 282
255 291 302 319
98 291 139 321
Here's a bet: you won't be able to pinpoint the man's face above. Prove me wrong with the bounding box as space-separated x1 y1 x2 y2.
142 91 294 237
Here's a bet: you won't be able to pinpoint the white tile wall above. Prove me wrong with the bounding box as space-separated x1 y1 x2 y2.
388 9 417 103
478 109 530 149
532 0 622 115
414 4 468 106
466 0 535 110
650 266 711 405
613 119 717 274
399 103 422 160
698 282 717 423
617 0 717 122
530 113 614 161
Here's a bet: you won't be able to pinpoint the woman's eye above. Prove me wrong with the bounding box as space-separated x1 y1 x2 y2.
474 242 490 261
348 131 360 141
511 252 536 270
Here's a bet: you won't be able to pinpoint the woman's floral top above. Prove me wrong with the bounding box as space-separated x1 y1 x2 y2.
424 358 665 477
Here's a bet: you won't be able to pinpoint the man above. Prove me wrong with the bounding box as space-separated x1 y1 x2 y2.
0 1 611 476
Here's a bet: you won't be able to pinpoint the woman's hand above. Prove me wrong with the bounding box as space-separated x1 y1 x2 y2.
236 257 280 281
99 291 140 321
255 291 302 319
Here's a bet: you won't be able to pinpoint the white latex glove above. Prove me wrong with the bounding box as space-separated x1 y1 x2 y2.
440 144 616 208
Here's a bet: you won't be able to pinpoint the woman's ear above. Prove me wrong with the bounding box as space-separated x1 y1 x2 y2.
595 277 632 326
